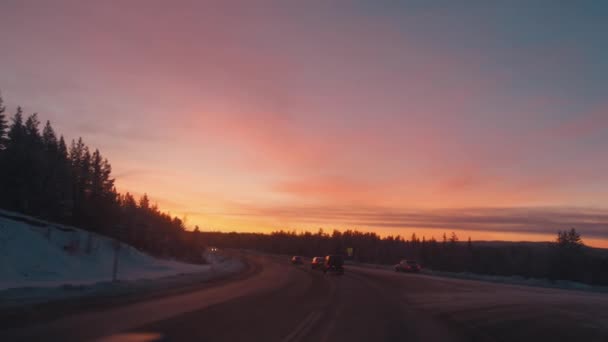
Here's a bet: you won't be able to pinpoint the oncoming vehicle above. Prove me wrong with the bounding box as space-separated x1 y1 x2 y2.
394 260 421 273
323 255 344 275
291 256 303 265
311 256 324 269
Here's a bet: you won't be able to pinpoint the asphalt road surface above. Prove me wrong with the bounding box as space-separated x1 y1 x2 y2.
3 253 608 342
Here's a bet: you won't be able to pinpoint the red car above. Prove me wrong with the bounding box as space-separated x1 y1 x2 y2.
291 256 303 265
394 260 421 273
311 256 324 269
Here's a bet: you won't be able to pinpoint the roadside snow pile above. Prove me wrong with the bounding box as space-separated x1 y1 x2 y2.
0 209 224 290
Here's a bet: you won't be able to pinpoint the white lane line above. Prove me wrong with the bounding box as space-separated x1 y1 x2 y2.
281 311 322 342
295 311 322 342
318 303 341 342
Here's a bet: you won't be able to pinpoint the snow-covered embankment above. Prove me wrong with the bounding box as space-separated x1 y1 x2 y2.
0 209 241 306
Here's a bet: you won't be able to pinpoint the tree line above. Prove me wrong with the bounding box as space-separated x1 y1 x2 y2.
0 95 204 263
201 228 608 286
1 94 606 284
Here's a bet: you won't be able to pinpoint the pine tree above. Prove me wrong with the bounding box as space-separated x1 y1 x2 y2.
79 146 92 220
449 232 459 244
0 98 8 209
23 113 44 214
89 149 105 231
68 139 80 216
91 149 104 197
101 158 114 192
85 149 117 232
0 98 206 261
139 194 150 210
120 192 138 243
553 228 585 281
69 137 91 225
123 192 137 210
81 146 91 183
56 135 73 220
7 107 24 147
69 138 84 167
40 121 60 218
24 113 41 143
0 108 26 209
0 94 7 150
58 136 68 158
557 228 584 249
42 120 58 152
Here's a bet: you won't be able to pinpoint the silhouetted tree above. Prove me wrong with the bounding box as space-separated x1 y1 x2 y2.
40 121 60 217
557 228 584 249
449 232 459 244
2 107 27 211
55 135 73 219
0 96 206 263
139 194 150 211
7 106 24 144
4 95 608 276
42 120 57 151
0 94 7 150
552 228 586 281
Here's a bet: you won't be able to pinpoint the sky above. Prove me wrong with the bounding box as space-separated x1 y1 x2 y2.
1 1 608 246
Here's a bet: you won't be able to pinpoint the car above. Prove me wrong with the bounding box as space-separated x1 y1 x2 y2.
291 256 303 265
394 259 421 273
311 256 324 269
323 255 344 275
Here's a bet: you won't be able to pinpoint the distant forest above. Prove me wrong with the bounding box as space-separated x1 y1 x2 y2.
1 95 607 285
202 228 608 286
0 95 204 263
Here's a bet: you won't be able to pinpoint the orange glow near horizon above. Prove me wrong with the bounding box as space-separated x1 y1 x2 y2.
2 2 608 248
116 180 608 248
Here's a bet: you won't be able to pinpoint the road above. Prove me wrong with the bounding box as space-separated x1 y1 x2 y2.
2 253 608 342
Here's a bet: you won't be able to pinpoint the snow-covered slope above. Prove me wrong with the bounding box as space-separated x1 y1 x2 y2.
0 209 212 290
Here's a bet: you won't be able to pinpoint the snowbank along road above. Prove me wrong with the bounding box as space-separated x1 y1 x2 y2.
2 252 608 342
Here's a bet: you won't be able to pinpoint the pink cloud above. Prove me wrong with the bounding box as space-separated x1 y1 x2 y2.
2 1 608 242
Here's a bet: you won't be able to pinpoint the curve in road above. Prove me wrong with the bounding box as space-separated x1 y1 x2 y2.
3 253 608 342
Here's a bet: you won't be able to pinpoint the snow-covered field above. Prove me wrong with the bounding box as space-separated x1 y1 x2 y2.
420 269 608 293
347 260 608 293
0 209 242 306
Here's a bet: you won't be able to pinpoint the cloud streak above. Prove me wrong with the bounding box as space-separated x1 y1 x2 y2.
1 2 608 245
224 205 608 239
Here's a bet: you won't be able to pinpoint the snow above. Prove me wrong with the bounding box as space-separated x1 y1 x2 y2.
421 269 608 293
0 209 238 291
346 260 608 293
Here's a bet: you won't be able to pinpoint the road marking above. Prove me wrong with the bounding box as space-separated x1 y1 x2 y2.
281 311 322 342
95 332 163 342
318 301 342 342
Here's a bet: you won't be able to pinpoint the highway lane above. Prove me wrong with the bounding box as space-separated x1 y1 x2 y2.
132 260 415 342
0 253 288 341
3 253 608 341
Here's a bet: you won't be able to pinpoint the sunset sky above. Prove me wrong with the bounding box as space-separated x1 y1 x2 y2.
1 1 607 246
